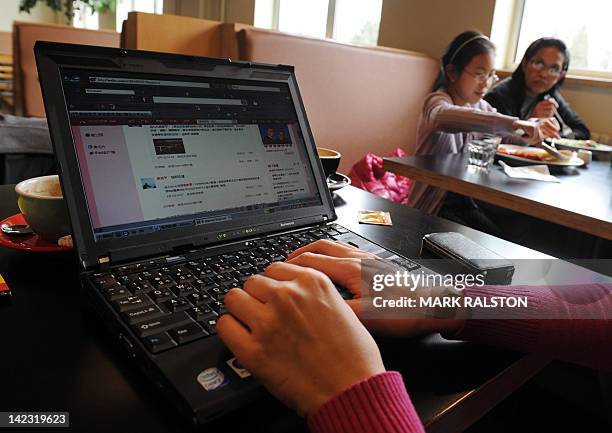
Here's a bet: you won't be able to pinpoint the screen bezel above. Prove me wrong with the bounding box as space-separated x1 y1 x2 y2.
35 42 336 269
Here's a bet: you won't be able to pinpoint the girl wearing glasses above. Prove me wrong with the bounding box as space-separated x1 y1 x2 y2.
410 31 558 225
485 37 590 139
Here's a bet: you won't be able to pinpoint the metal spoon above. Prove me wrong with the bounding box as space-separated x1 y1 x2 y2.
540 140 570 161
1 223 34 236
513 129 570 161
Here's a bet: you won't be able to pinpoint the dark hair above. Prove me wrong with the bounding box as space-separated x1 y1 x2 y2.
512 37 570 93
433 30 496 91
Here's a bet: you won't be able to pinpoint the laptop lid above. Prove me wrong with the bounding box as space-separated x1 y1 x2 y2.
35 42 336 270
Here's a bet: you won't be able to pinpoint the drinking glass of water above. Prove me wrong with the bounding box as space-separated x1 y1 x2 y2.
467 136 500 170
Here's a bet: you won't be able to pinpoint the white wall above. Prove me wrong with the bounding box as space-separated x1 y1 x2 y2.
378 0 496 58
0 0 60 32
563 83 612 140
165 0 255 24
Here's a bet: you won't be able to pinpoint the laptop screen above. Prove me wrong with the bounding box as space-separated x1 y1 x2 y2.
59 68 322 242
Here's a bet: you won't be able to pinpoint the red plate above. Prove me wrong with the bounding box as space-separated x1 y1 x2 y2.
0 213 73 252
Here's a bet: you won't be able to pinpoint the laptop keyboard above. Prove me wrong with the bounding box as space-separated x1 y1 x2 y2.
90 224 420 354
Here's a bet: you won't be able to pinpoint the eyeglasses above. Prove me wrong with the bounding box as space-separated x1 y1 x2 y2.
528 59 563 77
464 70 499 86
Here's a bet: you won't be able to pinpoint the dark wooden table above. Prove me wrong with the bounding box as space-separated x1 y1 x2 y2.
0 184 608 433
383 154 612 241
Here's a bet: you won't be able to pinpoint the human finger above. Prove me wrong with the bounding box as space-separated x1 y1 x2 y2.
223 288 265 329
541 119 561 138
542 118 560 131
241 273 284 303
540 124 561 139
545 98 559 109
263 261 324 282
216 313 259 359
287 252 362 289
287 239 373 261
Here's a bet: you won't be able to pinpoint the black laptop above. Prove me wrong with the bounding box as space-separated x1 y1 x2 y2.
35 42 426 424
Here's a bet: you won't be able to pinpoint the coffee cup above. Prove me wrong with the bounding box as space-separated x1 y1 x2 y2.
316 147 341 178
14 175 71 241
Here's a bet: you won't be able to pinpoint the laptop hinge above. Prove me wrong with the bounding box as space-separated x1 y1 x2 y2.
97 256 110 271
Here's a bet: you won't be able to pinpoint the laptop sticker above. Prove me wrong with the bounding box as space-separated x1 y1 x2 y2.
226 357 252 379
196 368 228 391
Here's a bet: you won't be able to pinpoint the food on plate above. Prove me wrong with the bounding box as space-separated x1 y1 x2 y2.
57 235 73 248
497 145 574 162
552 138 608 150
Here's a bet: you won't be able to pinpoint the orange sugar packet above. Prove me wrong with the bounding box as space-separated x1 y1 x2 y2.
357 210 392 226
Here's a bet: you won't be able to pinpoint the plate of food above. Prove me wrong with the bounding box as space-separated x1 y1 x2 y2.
546 138 612 153
496 144 584 167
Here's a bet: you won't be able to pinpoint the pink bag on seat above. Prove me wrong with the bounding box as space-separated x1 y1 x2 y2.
348 148 413 204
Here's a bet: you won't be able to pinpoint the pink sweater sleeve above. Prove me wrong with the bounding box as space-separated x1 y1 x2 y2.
308 284 610 433
425 92 517 135
448 284 612 370
308 372 425 433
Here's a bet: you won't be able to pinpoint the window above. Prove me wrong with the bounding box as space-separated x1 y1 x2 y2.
277 0 329 39
496 0 612 76
254 0 383 46
116 0 164 31
73 0 164 31
73 1 100 30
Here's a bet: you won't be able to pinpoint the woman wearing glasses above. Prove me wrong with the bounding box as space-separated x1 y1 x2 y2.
485 37 590 139
409 31 558 233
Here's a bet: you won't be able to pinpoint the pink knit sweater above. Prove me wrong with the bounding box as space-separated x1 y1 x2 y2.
308 283 611 433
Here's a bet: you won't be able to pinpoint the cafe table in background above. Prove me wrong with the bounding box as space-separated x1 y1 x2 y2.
383 154 611 259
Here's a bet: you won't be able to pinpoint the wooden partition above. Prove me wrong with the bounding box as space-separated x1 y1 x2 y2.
0 31 13 113
121 12 250 59
13 22 120 117
0 31 11 55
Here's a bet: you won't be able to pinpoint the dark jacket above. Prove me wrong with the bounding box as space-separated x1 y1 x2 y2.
484 77 590 139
